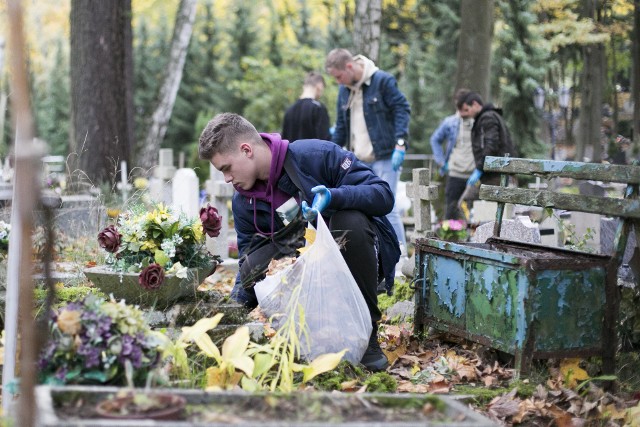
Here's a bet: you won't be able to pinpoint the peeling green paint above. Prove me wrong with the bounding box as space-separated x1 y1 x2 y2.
418 238 609 357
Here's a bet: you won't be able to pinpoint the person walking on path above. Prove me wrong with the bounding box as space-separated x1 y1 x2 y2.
430 88 475 220
281 72 331 142
325 48 411 257
199 112 400 371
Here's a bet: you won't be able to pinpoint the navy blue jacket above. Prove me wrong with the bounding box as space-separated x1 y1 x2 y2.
233 139 400 289
332 70 411 159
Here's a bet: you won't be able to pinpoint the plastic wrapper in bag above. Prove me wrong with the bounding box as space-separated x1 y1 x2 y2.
254 215 372 364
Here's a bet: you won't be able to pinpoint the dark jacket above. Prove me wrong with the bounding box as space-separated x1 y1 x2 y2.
282 98 331 142
233 139 400 290
471 104 516 184
332 70 411 159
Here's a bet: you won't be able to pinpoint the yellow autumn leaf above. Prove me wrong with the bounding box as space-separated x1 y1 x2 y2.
297 228 317 254
304 227 316 244
194 333 221 360
178 313 224 343
302 349 347 382
560 358 590 388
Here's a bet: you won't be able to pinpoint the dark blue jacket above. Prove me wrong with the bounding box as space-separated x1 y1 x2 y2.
233 139 400 290
332 70 411 159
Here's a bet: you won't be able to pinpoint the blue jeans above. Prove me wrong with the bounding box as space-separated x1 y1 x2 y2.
366 159 407 251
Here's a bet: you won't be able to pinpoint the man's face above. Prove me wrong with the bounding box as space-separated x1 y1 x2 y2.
211 141 258 191
327 65 356 86
459 101 482 119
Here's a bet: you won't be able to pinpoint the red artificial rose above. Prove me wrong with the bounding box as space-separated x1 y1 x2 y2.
200 204 222 238
98 225 122 253
139 264 165 290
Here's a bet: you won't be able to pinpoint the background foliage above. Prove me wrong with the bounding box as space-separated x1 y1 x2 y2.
0 0 637 176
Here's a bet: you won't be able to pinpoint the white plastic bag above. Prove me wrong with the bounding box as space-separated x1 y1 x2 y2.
254 215 372 364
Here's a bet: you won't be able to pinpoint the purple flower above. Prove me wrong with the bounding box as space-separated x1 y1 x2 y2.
200 204 222 238
139 263 165 290
98 225 122 253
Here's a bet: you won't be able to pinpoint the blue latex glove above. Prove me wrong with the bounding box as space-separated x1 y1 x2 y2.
391 149 405 171
301 185 332 221
439 163 449 177
467 168 483 186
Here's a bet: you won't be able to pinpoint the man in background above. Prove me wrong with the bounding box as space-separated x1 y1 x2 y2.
458 91 516 188
430 88 473 219
325 48 411 257
282 72 331 142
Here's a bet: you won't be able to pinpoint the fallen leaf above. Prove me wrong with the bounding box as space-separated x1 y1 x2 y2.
428 380 451 394
488 388 520 419
560 358 590 389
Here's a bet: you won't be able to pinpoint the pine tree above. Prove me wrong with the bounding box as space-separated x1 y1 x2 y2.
35 40 70 156
494 0 548 159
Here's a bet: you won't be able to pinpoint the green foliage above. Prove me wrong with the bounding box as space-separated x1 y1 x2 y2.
310 360 366 391
33 40 71 156
378 278 414 313
494 0 548 160
233 46 335 133
364 372 398 393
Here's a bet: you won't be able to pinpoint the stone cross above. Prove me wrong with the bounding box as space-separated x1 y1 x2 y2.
405 168 438 234
205 164 234 258
149 148 176 205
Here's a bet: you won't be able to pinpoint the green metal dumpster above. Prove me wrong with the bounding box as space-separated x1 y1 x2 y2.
413 236 611 372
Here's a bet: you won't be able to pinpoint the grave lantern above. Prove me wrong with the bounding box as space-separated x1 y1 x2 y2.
558 86 570 110
533 86 545 110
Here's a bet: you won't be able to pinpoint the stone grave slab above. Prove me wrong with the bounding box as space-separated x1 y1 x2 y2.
471 215 541 244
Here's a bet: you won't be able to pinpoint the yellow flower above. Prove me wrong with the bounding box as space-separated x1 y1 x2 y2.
192 222 203 242
57 310 82 335
140 239 158 251
133 177 149 189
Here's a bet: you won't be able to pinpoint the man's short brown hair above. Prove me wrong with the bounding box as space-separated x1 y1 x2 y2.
198 113 260 160
303 71 325 87
325 48 353 71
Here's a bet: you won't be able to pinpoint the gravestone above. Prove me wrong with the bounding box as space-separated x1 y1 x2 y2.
579 181 606 197
149 148 176 205
172 168 199 219
205 164 234 258
472 200 514 224
538 216 563 247
405 168 437 235
568 211 601 253
471 215 541 244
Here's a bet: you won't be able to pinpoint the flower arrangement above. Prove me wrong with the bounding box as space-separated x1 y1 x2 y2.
0 220 10 251
435 219 468 242
97 203 222 289
38 294 168 385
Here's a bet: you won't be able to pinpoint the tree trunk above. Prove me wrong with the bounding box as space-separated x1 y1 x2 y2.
353 0 381 63
138 0 197 172
633 0 640 154
455 0 494 99
576 0 605 163
70 0 134 185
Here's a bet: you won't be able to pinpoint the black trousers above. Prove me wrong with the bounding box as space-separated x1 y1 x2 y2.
234 209 381 323
444 176 468 220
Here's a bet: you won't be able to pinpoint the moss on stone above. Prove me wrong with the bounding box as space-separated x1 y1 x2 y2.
378 278 414 312
364 372 398 393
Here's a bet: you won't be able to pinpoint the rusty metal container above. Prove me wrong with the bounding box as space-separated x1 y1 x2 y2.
413 237 611 371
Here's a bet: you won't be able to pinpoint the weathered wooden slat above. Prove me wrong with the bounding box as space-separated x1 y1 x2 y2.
479 185 640 219
483 156 640 184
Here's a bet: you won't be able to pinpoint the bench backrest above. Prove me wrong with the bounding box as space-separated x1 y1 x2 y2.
479 156 639 264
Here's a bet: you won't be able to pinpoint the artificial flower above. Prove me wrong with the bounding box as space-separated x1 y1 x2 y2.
139 263 165 290
56 309 81 335
200 204 223 238
98 225 122 253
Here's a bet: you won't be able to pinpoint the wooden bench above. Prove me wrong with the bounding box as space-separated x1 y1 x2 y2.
412 156 640 379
